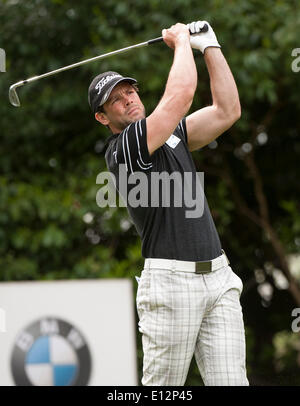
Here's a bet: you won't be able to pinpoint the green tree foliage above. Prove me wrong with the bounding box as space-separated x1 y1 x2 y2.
1 0 300 385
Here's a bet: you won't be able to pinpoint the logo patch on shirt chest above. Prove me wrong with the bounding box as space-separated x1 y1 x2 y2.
165 134 181 149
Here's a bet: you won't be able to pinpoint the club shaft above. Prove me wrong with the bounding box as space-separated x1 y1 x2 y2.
22 25 208 84
25 41 150 84
9 23 208 106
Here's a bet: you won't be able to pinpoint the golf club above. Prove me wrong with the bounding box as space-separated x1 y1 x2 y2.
9 24 208 107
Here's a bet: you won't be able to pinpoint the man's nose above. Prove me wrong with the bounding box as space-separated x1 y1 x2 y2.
125 97 133 105
124 94 133 105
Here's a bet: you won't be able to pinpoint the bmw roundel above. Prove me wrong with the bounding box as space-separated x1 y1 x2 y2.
11 317 92 386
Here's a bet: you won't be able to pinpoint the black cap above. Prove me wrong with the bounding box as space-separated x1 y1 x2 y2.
88 71 137 114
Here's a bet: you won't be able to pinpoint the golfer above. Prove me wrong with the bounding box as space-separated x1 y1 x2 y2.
88 21 248 386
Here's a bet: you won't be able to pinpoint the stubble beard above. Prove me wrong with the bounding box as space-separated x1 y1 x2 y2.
115 105 146 132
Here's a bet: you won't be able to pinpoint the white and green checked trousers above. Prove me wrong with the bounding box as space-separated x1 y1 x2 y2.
136 255 249 386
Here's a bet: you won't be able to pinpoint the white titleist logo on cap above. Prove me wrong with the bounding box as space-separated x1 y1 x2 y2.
95 74 122 95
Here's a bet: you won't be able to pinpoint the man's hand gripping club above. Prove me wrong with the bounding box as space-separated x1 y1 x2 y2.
187 20 221 54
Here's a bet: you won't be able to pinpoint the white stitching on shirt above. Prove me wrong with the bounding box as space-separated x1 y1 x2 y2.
179 120 185 140
135 121 152 169
122 131 128 172
125 127 134 174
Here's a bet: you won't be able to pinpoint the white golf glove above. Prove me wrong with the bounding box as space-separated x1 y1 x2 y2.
187 21 221 54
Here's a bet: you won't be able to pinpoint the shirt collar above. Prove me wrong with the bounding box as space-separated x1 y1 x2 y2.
103 132 120 153
106 133 119 143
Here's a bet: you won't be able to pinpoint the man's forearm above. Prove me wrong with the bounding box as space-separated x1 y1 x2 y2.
166 38 197 101
204 48 241 118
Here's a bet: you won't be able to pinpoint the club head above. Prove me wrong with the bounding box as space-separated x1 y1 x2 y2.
8 81 24 107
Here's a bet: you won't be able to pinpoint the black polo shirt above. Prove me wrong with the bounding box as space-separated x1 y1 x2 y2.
104 117 222 261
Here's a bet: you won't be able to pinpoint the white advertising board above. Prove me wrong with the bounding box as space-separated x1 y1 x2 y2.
0 279 137 386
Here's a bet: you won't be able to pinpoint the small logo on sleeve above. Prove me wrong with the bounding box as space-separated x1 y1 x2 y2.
165 134 181 149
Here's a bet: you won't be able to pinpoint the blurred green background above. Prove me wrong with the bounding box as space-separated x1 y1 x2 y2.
1 0 300 385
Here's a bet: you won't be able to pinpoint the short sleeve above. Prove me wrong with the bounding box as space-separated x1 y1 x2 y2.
107 119 153 174
175 118 188 143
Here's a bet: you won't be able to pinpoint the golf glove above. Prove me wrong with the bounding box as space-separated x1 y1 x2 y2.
187 21 221 54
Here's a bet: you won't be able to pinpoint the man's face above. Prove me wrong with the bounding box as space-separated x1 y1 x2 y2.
95 82 146 133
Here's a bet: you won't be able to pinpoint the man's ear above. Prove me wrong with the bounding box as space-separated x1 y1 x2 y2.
95 111 109 126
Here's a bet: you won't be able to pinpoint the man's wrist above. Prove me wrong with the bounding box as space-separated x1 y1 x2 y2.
203 46 222 56
175 35 191 47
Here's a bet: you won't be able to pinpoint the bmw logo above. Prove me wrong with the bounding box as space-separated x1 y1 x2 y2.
11 317 92 386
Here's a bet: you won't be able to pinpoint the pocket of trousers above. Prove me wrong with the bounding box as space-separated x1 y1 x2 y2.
136 270 151 318
228 266 244 296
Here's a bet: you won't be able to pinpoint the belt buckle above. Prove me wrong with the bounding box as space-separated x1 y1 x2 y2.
195 261 212 274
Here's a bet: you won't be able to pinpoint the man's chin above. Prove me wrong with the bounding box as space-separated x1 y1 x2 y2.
127 111 145 123
116 110 146 132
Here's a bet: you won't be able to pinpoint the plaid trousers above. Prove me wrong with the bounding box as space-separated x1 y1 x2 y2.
136 262 249 386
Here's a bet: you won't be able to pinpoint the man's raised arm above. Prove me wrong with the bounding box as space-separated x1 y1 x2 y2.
146 23 197 156
185 21 241 152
